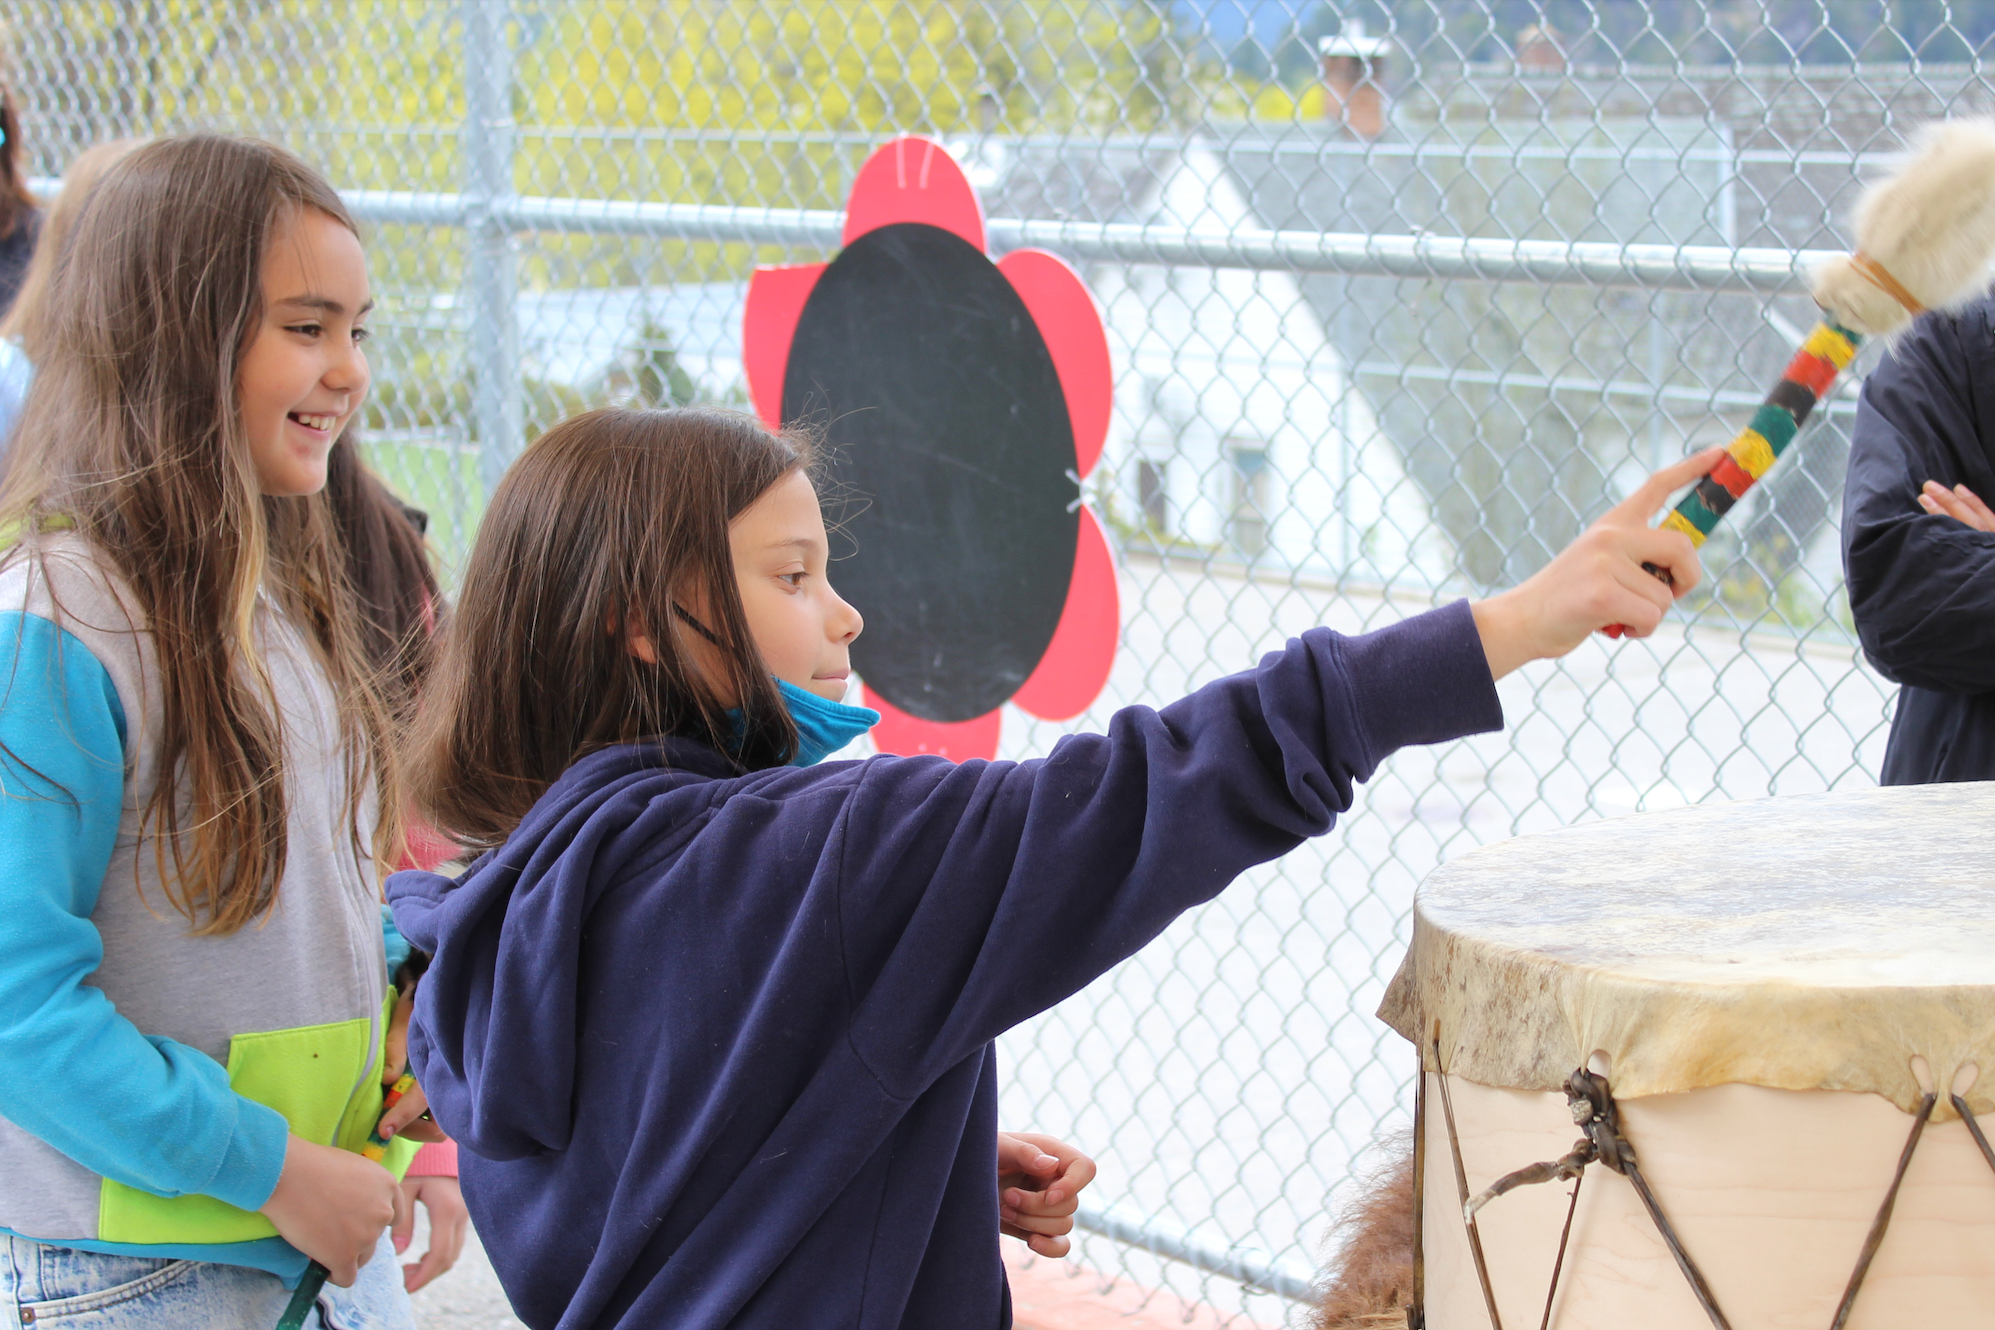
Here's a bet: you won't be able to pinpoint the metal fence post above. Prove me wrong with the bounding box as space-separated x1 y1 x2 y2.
463 0 522 498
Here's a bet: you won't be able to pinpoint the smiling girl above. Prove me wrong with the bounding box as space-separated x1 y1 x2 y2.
0 136 448 1328
390 406 1716 1329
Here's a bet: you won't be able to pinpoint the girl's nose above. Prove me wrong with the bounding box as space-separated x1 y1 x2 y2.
326 339 369 394
833 592 863 645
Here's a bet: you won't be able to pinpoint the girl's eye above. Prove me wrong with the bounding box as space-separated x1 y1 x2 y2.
288 323 323 338
352 327 371 345
780 572 807 589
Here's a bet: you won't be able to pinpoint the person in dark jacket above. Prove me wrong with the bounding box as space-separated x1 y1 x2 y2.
1843 291 1995 784
387 407 1714 1330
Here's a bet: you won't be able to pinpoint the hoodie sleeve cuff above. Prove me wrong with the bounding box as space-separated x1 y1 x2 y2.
405 1140 458 1177
1341 599 1503 756
205 1095 290 1212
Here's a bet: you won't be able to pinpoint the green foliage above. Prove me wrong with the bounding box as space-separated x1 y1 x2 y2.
628 317 699 410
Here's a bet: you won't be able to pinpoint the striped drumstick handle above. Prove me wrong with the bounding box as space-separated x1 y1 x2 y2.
1660 319 1862 547
361 1072 417 1163
1603 319 1863 638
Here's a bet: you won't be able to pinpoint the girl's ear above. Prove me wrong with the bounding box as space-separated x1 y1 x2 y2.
604 609 660 664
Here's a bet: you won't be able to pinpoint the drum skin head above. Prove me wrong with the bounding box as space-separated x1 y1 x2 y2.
1381 781 1995 1118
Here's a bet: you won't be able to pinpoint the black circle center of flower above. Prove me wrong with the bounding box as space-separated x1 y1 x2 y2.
784 222 1079 724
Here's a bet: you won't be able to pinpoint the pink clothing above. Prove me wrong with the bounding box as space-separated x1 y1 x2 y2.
406 1140 457 1177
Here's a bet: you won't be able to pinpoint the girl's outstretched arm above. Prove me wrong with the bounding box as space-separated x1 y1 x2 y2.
832 600 1499 1093
833 456 1709 1093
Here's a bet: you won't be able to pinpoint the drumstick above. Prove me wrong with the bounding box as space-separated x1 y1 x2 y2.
363 1072 417 1162
1603 118 1995 637
276 1263 329 1330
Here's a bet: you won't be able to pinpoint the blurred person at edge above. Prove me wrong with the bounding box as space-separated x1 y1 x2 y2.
0 141 137 451
0 71 40 438
1844 292 1995 784
0 69 37 315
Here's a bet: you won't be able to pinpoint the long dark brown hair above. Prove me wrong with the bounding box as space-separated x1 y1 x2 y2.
324 438 438 711
414 407 810 848
0 135 404 935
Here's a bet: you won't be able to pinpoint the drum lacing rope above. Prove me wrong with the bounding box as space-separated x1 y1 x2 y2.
1421 1049 1733 1330
1429 1033 1504 1329
1828 1089 1937 1330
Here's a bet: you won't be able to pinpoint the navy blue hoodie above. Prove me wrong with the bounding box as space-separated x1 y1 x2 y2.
388 604 1502 1330
1844 291 1995 784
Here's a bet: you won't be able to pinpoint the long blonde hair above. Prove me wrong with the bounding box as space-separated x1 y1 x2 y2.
0 135 404 935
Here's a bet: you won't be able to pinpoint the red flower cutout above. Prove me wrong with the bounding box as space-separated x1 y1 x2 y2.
743 136 1117 762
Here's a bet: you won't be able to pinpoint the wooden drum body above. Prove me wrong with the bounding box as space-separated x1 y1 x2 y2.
1380 784 1995 1329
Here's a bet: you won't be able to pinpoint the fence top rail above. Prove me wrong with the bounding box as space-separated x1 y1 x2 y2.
395 188 1841 292
24 175 1839 292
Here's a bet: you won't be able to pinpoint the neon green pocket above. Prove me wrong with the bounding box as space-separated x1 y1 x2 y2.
99 996 419 1246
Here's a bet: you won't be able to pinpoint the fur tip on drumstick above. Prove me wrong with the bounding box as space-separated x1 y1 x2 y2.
1811 117 1995 336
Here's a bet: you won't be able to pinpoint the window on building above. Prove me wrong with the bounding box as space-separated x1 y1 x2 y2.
1230 446 1270 557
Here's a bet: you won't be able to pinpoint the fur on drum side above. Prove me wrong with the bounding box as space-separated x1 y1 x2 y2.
1310 1132 1416 1329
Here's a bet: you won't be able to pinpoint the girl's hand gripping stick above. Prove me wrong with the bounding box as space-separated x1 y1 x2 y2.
273 1073 418 1329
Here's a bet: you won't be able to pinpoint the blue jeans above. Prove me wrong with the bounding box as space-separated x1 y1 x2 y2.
0 1233 416 1330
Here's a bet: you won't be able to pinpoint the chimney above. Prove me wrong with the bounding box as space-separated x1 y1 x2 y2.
1515 24 1566 72
1317 19 1390 140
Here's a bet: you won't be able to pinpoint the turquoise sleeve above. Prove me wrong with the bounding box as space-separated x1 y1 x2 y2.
382 903 411 978
0 612 289 1211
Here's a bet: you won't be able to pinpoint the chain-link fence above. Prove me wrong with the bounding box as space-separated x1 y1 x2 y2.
14 2 1982 1322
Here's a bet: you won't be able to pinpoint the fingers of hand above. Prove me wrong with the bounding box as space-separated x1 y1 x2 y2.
1053 1151 1099 1198
383 995 414 1088
1028 1233 1072 1259
397 1178 467 1291
999 1204 1075 1237
1962 484 1995 528
1003 1184 1080 1221
378 1082 429 1141
404 1246 450 1294
392 1182 417 1254
1624 528 1702 596
397 1117 448 1144
1614 447 1725 524
1921 481 1972 525
1605 558 1676 637
390 1175 412 1234
1921 480 1995 531
995 1133 1060 1182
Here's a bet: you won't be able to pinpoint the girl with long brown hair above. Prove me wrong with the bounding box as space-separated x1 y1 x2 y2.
388 405 1716 1328
0 135 451 1328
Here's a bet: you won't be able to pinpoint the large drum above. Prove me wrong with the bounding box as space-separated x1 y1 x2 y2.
1379 783 1995 1330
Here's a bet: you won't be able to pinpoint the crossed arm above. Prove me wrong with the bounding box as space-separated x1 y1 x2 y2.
1919 478 1995 531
